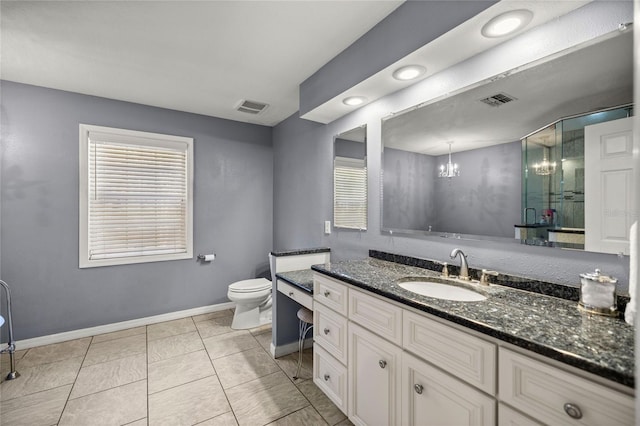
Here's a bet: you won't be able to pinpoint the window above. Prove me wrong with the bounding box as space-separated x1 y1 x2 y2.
333 156 367 230
79 124 193 268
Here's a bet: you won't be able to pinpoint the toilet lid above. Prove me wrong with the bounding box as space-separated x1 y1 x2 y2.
229 278 271 293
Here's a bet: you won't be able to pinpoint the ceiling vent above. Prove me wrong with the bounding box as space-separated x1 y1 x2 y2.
479 92 517 107
236 99 268 115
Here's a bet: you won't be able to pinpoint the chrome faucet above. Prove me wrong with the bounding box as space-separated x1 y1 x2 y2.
450 248 470 280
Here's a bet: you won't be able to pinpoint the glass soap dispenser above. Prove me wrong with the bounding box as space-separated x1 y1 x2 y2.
578 269 618 317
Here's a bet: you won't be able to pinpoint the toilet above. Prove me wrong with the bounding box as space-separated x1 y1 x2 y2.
227 278 272 329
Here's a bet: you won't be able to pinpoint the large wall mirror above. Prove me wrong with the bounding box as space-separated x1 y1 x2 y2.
382 29 634 254
334 125 367 230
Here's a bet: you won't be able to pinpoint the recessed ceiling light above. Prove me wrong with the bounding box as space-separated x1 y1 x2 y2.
392 65 426 81
481 9 533 38
343 96 367 106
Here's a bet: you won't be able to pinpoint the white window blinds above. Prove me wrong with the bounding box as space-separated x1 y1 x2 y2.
334 156 367 230
80 125 193 267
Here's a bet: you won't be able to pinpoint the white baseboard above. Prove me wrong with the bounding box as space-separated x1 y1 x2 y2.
271 337 313 358
16 302 236 350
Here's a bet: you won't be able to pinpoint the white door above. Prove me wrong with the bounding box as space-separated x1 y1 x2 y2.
585 116 634 255
348 322 402 426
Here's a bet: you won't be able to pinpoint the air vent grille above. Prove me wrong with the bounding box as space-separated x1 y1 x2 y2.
479 93 517 107
236 99 268 114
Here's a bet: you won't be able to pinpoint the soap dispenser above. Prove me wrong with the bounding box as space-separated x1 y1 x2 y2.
578 269 618 317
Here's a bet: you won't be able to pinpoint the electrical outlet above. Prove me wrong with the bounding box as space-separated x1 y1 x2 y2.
324 220 331 234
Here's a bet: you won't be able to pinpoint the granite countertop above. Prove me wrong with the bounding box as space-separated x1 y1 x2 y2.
276 269 315 293
311 257 635 388
271 247 330 257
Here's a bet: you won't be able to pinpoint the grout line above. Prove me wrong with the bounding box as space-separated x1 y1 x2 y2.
55 335 93 425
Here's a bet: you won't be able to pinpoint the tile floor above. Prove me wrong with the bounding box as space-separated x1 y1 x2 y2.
0 310 352 426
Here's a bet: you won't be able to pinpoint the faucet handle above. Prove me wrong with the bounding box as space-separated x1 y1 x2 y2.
442 262 449 277
480 269 499 285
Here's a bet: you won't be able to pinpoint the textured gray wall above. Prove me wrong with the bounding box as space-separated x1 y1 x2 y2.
334 138 365 160
1 81 273 339
382 148 436 231
299 0 497 115
433 141 521 237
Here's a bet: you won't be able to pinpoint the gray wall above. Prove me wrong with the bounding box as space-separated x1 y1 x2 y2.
335 138 365 160
1 81 273 340
382 148 436 231
433 141 521 238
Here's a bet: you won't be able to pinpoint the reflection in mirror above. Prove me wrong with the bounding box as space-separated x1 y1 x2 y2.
334 125 367 230
381 29 634 253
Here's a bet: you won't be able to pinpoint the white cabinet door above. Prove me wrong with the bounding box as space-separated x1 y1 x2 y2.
584 116 634 254
348 322 402 426
402 351 495 426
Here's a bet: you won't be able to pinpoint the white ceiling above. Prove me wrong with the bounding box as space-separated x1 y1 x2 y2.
382 29 634 156
1 1 403 126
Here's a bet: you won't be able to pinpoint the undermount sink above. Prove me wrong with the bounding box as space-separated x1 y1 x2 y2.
398 279 487 302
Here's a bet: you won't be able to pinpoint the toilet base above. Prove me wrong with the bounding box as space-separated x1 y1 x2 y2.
231 303 272 330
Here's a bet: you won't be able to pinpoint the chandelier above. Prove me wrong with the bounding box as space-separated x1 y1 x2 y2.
533 149 556 176
439 142 460 178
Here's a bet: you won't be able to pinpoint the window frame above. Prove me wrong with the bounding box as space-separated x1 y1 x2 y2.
333 155 368 231
79 124 194 268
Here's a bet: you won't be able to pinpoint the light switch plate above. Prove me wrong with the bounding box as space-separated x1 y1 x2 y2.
324 220 331 234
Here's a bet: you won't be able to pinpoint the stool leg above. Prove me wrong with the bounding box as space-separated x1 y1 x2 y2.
294 321 313 379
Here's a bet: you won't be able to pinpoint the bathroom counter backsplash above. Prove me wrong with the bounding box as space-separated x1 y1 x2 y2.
276 269 314 293
311 255 635 388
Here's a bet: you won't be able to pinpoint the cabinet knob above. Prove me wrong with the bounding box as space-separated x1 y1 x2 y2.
324 374 330 381
288 292 294 297
378 360 387 369
324 290 331 297
323 328 330 335
563 403 582 419
414 384 423 394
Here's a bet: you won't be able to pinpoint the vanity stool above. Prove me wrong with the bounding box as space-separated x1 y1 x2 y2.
294 307 313 379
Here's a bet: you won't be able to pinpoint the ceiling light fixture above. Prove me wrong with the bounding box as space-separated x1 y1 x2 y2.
343 96 367 106
481 9 533 38
439 142 460 178
392 65 426 81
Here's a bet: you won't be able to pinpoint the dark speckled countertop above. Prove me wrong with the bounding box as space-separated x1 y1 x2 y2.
311 257 635 388
276 270 314 293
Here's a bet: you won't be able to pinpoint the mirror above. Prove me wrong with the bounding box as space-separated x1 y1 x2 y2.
334 125 367 230
382 29 633 253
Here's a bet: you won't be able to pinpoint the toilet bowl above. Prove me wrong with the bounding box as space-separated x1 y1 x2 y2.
227 278 272 330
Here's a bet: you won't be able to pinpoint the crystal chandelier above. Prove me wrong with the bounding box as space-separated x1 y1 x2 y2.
533 149 556 176
439 142 460 178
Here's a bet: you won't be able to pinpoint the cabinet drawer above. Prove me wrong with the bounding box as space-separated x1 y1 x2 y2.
499 348 634 426
314 273 348 315
402 351 496 426
498 403 542 426
277 280 313 310
313 303 348 365
403 310 496 394
349 288 402 346
314 344 348 415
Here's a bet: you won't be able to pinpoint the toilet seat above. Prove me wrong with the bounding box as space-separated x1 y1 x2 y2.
228 278 271 293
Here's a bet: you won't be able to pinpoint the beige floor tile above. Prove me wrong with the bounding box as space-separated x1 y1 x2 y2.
83 334 146 367
296 379 347 426
194 315 234 339
124 419 147 426
213 347 280 389
253 331 272 352
148 350 214 394
334 419 354 426
0 357 82 402
92 326 146 344
147 318 196 341
197 411 238 426
225 371 308 426
275 349 313 382
18 338 91 368
202 330 259 360
59 380 146 426
0 350 27 384
248 323 272 335
0 384 71 426
192 310 234 323
147 331 204 363
70 353 147 399
267 406 328 426
148 376 230 426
